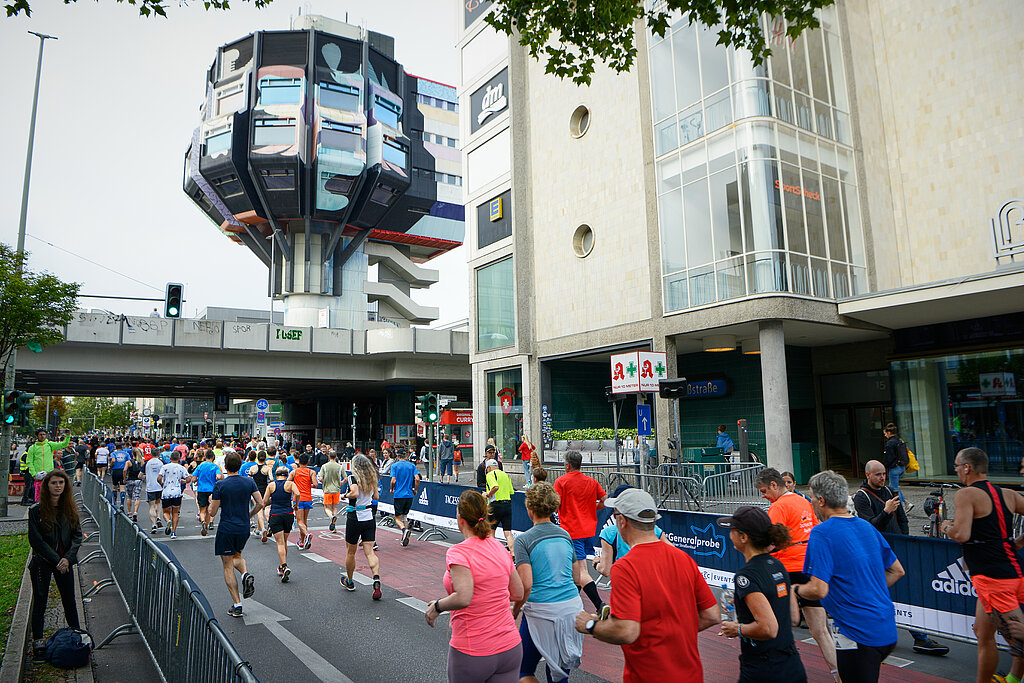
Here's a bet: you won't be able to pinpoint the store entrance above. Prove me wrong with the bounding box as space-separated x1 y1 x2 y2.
823 405 893 475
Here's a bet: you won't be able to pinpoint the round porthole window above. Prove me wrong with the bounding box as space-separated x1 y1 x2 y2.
569 105 590 138
572 224 595 258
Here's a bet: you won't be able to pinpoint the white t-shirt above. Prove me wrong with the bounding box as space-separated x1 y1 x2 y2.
95 447 109 464
158 463 189 499
144 457 163 493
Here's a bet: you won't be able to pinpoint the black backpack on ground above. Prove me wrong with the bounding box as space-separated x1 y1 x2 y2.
45 627 93 669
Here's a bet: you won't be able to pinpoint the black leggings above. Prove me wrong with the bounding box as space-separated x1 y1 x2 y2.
836 642 895 683
30 558 80 640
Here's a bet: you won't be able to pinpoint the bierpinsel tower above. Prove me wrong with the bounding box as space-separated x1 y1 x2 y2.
184 14 463 329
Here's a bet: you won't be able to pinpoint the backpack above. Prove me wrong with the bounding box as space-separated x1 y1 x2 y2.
902 440 920 473
45 627 93 669
896 440 910 468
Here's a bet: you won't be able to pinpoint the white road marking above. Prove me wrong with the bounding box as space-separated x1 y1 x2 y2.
884 655 913 668
351 572 373 586
242 600 355 683
397 596 430 613
303 552 331 563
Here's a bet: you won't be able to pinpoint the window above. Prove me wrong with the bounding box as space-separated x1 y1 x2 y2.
370 184 397 206
569 105 591 138
216 82 245 116
382 137 407 167
204 125 231 157
572 224 595 257
319 82 360 111
412 167 463 186
260 168 295 190
321 171 354 196
258 77 302 105
374 96 401 130
212 174 244 199
253 118 296 147
476 258 515 351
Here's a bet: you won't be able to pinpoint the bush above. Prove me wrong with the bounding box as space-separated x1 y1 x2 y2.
550 428 653 441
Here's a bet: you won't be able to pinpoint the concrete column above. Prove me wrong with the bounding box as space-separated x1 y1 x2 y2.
759 321 794 473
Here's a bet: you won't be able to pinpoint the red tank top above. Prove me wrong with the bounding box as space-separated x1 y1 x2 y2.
293 467 313 501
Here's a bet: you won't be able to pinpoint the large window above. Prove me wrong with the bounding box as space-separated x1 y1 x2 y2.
486 367 523 463
253 118 296 147
258 76 302 105
319 82 360 111
476 258 515 351
374 96 401 130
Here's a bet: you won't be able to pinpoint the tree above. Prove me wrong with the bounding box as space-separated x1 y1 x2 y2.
31 395 68 428
4 0 273 18
487 0 833 85
0 245 80 382
65 397 135 431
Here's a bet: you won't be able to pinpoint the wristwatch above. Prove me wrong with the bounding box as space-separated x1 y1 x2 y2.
585 619 597 634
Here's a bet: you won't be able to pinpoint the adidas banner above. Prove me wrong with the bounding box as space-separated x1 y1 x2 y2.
374 481 532 534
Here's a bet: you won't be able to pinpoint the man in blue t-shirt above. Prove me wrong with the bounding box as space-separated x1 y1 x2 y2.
209 451 262 618
389 450 420 547
793 470 905 683
109 443 131 509
194 450 223 537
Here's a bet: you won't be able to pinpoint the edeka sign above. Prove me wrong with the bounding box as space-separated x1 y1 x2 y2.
470 68 508 134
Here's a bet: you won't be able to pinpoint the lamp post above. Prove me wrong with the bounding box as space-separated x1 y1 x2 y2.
0 31 57 518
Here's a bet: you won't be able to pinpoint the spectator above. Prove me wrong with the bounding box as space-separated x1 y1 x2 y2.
477 445 497 489
553 450 608 614
882 423 912 512
485 459 515 550
716 424 735 453
438 433 456 484
795 470 905 683
26 428 70 503
575 488 718 682
518 436 536 488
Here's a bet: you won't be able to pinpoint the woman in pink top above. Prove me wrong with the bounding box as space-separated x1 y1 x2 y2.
425 490 524 682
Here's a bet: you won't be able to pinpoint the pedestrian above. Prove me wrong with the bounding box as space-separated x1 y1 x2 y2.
530 457 548 485
942 447 1024 683
123 447 144 522
390 448 420 546
208 451 263 617
194 450 223 537
439 432 456 484
157 451 193 539
19 449 34 505
854 460 949 656
339 454 383 600
26 428 70 503
716 505 807 683
755 467 836 677
553 450 607 614
574 487 719 682
794 470 906 683
320 450 343 532
485 458 515 551
263 466 297 582
291 453 319 550
594 485 668 579
882 422 913 512
512 482 583 683
518 436 536 488
716 424 735 453
453 440 462 480
143 447 165 533
425 489 525 682
27 470 83 663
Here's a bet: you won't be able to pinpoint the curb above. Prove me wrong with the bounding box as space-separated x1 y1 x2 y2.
72 564 95 683
0 555 33 683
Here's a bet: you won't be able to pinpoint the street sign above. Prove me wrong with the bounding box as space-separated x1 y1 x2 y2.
142 407 152 417
256 411 266 424
611 351 667 394
269 422 284 428
638 351 667 393
437 394 457 404
256 398 269 411
636 404 652 436
274 427 281 436
143 417 152 426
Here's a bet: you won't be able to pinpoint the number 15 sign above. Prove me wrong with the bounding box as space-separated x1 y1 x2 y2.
610 351 667 394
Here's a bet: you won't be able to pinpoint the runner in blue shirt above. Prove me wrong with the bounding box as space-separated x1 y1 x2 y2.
209 451 262 618
109 443 131 510
389 450 420 547
194 450 224 537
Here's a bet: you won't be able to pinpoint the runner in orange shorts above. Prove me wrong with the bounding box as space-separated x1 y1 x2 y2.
319 451 344 532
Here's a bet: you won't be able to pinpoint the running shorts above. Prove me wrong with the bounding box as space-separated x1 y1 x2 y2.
268 513 295 536
346 517 376 545
125 481 142 501
161 496 183 509
110 470 124 487
789 572 822 609
215 531 249 556
297 500 313 510
489 499 513 531
323 493 340 506
196 491 212 508
147 490 162 502
972 575 1024 614
571 537 595 561
394 497 413 516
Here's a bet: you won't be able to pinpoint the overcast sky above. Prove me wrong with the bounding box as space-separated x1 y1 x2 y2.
0 0 467 325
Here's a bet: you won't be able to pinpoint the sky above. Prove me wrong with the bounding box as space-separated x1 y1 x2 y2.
0 0 467 325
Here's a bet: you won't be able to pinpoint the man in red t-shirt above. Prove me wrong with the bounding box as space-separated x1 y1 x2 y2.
553 450 607 612
140 439 154 461
576 488 718 683
517 437 536 487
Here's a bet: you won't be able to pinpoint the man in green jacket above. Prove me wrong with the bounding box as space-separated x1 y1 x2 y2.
26 428 69 503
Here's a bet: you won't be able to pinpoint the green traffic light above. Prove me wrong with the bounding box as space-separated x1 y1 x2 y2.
3 415 14 425
168 306 178 316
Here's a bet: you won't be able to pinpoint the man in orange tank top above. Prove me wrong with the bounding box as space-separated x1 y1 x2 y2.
756 467 837 679
290 453 319 551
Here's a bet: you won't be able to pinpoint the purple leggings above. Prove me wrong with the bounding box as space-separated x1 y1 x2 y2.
447 643 522 683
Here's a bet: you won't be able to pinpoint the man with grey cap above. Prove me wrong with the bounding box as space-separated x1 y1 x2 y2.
575 488 718 683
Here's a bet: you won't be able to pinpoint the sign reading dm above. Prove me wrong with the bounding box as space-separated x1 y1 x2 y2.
470 68 508 134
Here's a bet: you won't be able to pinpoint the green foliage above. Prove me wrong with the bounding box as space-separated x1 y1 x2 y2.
487 0 833 85
551 427 653 441
65 397 134 431
0 245 79 382
0 533 29 669
4 0 274 19
31 395 68 427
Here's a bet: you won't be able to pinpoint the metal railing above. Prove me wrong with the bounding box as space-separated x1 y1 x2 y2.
700 464 768 513
78 471 258 683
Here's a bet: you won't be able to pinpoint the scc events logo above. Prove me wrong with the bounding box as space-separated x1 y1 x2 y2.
667 523 726 558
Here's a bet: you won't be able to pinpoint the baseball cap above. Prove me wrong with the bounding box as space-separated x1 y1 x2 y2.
605 488 660 522
485 459 499 469
717 505 771 536
485 445 496 452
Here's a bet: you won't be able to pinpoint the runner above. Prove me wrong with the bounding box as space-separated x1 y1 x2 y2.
157 451 192 539
109 442 130 510
594 484 669 578
73 438 89 487
194 450 223 537
144 449 164 533
208 451 263 617
553 450 608 614
319 450 343 531
123 447 144 522
291 453 319 550
485 459 515 550
339 454 382 600
250 451 270 536
390 449 420 546
262 466 297 582
94 441 109 480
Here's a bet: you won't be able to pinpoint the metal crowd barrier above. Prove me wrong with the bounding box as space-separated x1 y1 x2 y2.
78 471 258 683
700 463 768 513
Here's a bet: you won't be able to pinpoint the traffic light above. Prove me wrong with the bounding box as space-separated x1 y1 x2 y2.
425 393 438 424
658 377 689 399
416 394 428 420
16 391 35 427
352 403 358 418
164 282 184 318
2 391 18 426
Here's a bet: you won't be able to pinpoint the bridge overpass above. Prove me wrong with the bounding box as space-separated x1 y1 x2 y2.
15 312 470 400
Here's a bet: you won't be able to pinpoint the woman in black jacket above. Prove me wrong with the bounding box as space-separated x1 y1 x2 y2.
27 469 83 661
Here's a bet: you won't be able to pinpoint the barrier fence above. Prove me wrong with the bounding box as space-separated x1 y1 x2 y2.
77 471 259 683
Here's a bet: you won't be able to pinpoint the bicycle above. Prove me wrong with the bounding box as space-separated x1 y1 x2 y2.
922 483 960 537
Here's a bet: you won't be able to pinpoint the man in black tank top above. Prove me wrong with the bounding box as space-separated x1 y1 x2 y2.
942 447 1024 682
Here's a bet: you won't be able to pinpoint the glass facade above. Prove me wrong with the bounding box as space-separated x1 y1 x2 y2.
649 9 867 312
476 257 515 351
892 348 1024 478
486 367 523 462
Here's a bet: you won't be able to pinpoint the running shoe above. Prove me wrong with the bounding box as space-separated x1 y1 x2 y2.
281 565 290 583
156 520 163 528
132 514 137 522
373 542 379 552
599 604 611 620
372 579 382 601
261 527 269 544
241 572 255 599
402 528 411 547
201 521 208 537
164 524 172 536
170 532 177 539
295 537 305 550
277 564 285 577
329 516 336 532
912 638 949 656
303 536 312 551
341 576 356 591
151 525 159 534
196 512 201 520
227 605 243 618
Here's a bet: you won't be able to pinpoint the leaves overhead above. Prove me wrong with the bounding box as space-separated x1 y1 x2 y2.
3 0 274 19
486 0 834 85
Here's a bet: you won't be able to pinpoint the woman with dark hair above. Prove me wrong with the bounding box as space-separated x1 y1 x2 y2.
27 469 83 662
717 505 806 682
425 489 524 682
339 454 382 600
